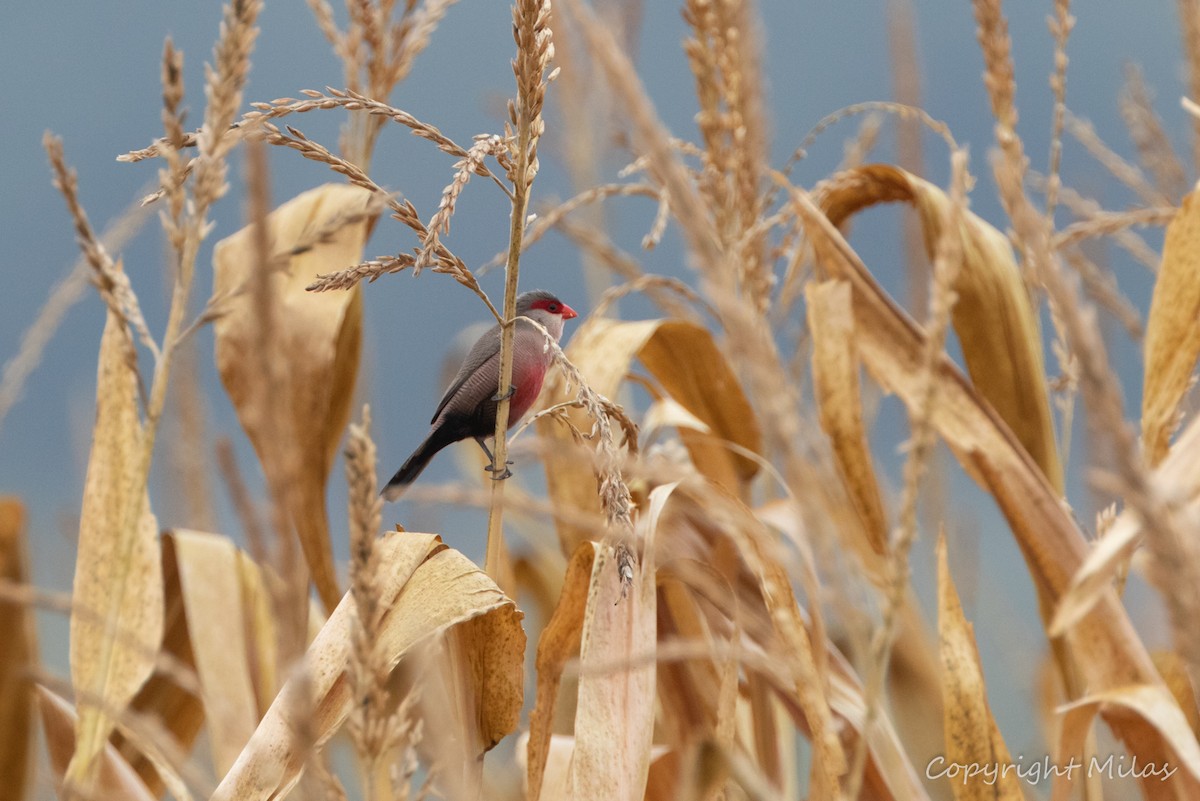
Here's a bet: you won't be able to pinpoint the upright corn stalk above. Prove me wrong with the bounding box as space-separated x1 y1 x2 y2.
486 0 555 581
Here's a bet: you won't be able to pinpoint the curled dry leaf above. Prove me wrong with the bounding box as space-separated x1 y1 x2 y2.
0 499 34 799
68 310 163 786
570 485 663 801
1142 189 1200 466
806 280 888 555
937 535 1026 801
1050 413 1200 635
169 529 276 776
1051 685 1200 801
785 183 1200 791
211 532 524 801
213 182 372 613
38 686 157 801
527 540 596 801
817 163 1063 493
652 480 848 796
538 317 762 552
114 531 204 797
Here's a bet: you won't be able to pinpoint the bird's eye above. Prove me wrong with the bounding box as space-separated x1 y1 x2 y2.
548 302 559 312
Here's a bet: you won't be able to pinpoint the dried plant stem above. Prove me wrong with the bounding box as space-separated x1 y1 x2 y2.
1044 0 1074 221
484 170 529 587
485 0 553 585
846 149 968 801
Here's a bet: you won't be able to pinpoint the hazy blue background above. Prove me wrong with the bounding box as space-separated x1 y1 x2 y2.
0 0 1190 790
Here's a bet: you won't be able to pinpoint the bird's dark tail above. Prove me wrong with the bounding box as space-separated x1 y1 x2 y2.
381 427 457 501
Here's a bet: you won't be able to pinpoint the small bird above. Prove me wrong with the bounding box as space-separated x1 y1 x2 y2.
381 289 578 501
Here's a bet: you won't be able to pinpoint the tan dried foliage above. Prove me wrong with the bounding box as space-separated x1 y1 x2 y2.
68 307 164 787
213 182 372 613
1051 412 1200 634
211 532 524 800
570 486 662 801
788 182 1200 792
538 317 762 552
1142 189 1200 466
527 540 596 801
38 687 158 801
806 281 888 555
169 529 277 776
817 163 1063 493
113 534 205 797
937 535 1026 801
0 499 34 799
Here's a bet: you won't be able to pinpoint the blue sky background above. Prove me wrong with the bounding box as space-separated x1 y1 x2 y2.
0 0 1191 782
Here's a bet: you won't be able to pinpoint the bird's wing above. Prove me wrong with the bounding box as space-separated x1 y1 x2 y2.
431 322 502 424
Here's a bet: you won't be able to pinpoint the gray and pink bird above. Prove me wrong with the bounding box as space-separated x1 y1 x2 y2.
382 290 578 501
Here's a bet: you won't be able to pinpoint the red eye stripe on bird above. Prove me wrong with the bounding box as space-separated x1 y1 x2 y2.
381 290 579 501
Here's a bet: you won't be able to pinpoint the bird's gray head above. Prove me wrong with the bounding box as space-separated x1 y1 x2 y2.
515 290 578 340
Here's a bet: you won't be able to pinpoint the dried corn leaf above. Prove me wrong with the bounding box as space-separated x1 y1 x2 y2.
0 499 34 799
1050 413 1200 634
213 183 372 613
662 480 847 797
937 535 1026 801
169 529 266 776
38 686 156 801
539 318 761 552
211 532 523 801
114 533 204 797
1152 650 1200 738
1051 685 1200 801
68 310 163 786
570 486 664 801
528 540 596 801
786 184 1200 790
806 280 888 555
1143 190 1200 465
642 397 712 438
817 164 1062 492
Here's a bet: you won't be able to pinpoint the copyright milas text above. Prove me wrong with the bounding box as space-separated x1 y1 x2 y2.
926 754 1177 785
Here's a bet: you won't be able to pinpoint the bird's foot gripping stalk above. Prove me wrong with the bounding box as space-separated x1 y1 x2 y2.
474 435 514 481
492 384 516 403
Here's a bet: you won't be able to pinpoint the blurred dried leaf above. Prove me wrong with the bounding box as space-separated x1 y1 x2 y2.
38 686 156 801
817 164 1063 493
806 280 888 555
937 535 1026 801
213 182 372 613
211 532 523 801
539 318 762 552
1051 685 1200 801
660 481 847 796
169 529 271 775
0 499 34 799
1142 189 1200 465
571 485 662 801
1051 414 1200 634
68 310 163 785
788 183 1200 791
114 533 204 797
527 540 596 801
642 397 712 438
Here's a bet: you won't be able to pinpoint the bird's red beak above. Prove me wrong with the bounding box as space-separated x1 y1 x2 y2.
561 303 579 320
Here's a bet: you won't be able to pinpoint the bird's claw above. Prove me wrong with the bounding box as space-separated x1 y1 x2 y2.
492 384 516 403
483 460 514 472
489 467 514 481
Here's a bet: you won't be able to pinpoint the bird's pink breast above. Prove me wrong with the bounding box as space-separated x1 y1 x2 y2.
509 360 547 424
